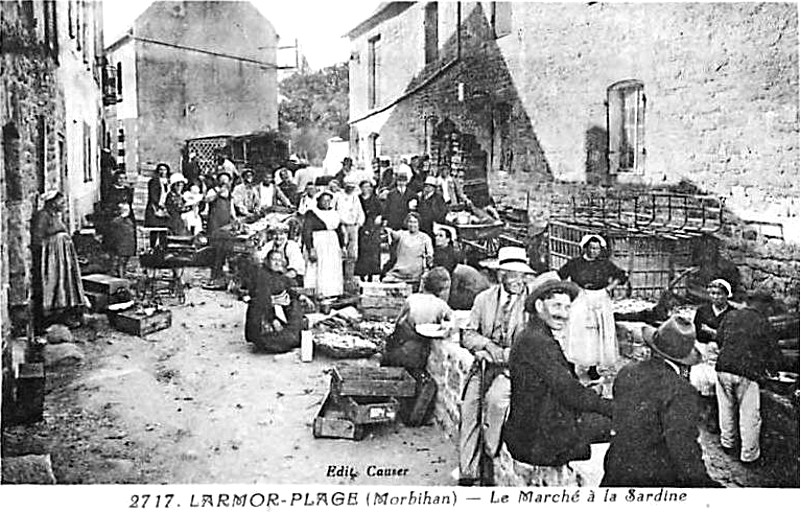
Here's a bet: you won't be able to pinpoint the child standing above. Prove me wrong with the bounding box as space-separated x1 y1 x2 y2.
108 202 137 277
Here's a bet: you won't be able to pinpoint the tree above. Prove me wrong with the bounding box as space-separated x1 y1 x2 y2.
278 62 349 164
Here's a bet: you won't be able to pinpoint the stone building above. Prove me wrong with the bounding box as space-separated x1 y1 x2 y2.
104 1 279 174
347 2 799 242
1 0 105 340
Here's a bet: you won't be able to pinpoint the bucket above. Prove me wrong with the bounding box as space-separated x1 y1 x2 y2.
301 331 313 362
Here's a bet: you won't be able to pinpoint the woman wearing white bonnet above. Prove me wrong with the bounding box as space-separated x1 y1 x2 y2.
557 233 627 381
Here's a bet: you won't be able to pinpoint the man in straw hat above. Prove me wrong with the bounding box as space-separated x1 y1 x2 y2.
417 176 447 238
714 287 783 466
601 315 719 487
504 271 612 468
457 247 535 486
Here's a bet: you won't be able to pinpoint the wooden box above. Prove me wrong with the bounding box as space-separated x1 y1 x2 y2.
82 274 131 296
331 365 416 398
110 309 172 337
312 394 365 440
15 363 45 424
360 282 411 298
336 395 399 424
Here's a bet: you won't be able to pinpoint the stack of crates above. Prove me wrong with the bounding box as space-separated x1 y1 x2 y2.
313 365 416 440
548 219 696 300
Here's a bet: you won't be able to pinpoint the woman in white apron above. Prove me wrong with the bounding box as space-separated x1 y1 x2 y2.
302 191 344 298
558 234 627 381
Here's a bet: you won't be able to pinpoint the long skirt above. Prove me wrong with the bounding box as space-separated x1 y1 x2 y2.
564 288 618 367
304 230 343 298
40 232 87 316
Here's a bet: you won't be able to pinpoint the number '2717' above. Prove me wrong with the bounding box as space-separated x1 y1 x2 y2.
130 495 175 508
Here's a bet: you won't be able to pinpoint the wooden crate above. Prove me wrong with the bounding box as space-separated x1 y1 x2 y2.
82 274 131 296
110 309 172 337
331 365 417 398
360 282 411 298
548 219 696 300
336 395 399 424
312 394 365 440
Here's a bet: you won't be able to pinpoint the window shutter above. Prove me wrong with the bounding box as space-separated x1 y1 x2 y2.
607 89 622 175
636 91 646 174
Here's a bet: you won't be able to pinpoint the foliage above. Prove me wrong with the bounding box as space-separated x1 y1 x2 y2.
278 62 349 164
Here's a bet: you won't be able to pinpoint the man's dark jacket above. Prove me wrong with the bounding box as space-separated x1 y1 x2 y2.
417 191 447 237
383 187 417 230
601 358 718 487
716 307 783 381
504 316 613 466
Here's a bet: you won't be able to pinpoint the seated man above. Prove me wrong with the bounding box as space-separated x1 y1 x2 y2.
458 247 535 486
602 316 719 487
382 267 453 426
504 271 613 467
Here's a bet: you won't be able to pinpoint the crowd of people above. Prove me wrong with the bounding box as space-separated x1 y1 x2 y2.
31 148 786 489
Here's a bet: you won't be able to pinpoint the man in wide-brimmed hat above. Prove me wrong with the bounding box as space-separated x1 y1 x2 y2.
417 176 447 238
457 247 536 486
600 315 719 487
503 271 612 469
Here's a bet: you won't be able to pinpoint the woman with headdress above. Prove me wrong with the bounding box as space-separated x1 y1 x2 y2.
355 180 383 281
165 172 192 236
32 191 87 328
256 223 305 286
558 234 627 381
302 190 344 298
244 249 311 353
432 224 460 274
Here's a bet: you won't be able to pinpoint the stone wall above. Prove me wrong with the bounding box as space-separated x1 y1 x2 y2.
1 3 66 335
350 2 799 241
426 332 604 486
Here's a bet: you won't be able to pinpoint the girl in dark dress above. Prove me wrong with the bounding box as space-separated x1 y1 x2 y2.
107 202 137 277
165 173 192 236
244 250 309 353
558 234 627 380
145 163 171 228
355 180 383 280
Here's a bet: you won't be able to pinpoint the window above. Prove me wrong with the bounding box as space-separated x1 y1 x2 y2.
367 35 380 109
43 1 58 58
116 62 123 96
607 80 645 174
68 1 75 39
37 116 47 194
3 123 22 201
491 2 512 39
83 121 92 182
424 2 439 64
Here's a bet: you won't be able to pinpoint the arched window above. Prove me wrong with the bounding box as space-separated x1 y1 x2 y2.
607 80 645 175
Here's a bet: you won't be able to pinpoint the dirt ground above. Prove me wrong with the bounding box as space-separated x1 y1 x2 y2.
3 283 456 485
2 274 798 487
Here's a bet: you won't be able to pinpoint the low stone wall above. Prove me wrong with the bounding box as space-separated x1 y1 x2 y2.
426 329 607 486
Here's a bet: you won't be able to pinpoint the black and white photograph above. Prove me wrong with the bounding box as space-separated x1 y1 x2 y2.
1 0 799 509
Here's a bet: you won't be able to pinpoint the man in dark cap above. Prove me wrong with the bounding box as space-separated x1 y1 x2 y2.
504 271 613 468
714 287 784 465
601 315 720 487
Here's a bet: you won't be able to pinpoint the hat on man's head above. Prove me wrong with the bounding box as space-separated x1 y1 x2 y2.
41 190 62 203
480 246 536 274
241 168 255 176
343 175 359 187
424 176 440 187
641 315 701 366
342 157 353 165
268 223 289 233
525 271 580 312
